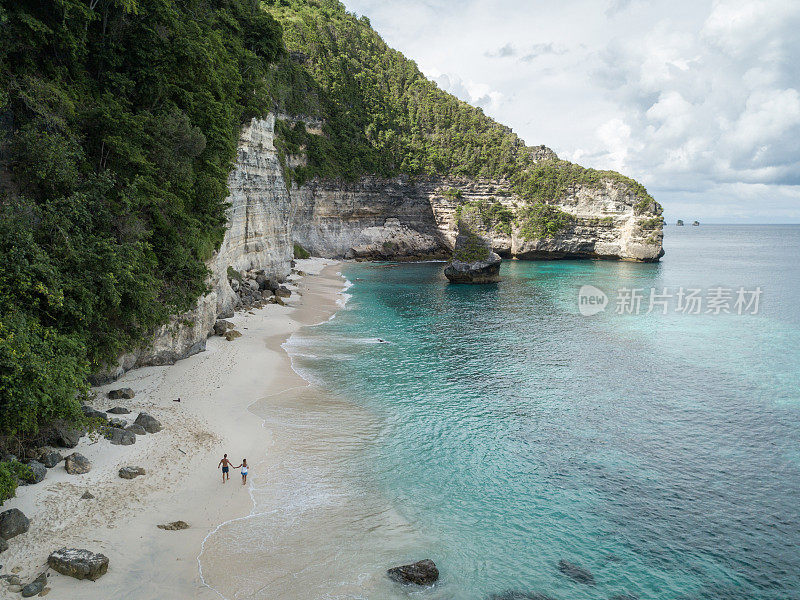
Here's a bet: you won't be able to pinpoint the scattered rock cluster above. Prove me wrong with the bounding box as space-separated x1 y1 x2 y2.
228 269 292 312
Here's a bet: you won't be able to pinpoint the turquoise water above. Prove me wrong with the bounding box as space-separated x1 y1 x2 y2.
287 225 800 600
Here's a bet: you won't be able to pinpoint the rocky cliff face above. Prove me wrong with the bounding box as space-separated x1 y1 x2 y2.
94 114 662 380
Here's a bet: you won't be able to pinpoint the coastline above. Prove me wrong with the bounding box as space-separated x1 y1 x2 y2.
0 259 345 599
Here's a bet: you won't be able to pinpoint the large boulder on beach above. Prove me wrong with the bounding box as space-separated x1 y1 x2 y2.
213 320 234 336
0 508 30 540
39 450 63 468
64 453 91 475
107 387 135 400
387 559 439 586
104 427 136 446
134 412 162 434
51 419 85 448
48 548 109 581
444 209 501 284
118 466 145 479
24 460 47 484
81 405 108 423
557 560 595 585
126 423 147 436
20 572 47 597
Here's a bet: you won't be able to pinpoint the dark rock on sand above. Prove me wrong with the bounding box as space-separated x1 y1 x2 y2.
104 427 136 446
64 452 91 475
81 405 108 423
558 560 595 585
51 419 85 449
108 417 128 429
106 407 130 415
213 320 234 336
81 491 95 500
48 548 109 581
275 286 292 298
224 330 242 341
24 460 47 484
39 450 63 469
20 572 47 597
157 521 189 530
387 559 439 586
118 466 145 479
134 412 162 434
0 536 8 553
107 387 135 400
0 508 30 540
487 592 557 600
125 424 147 436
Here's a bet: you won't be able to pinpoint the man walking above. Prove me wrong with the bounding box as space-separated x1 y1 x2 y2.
218 453 234 483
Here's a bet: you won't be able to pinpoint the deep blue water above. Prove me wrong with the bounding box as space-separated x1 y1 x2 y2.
288 225 800 600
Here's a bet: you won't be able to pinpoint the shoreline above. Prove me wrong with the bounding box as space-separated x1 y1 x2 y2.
0 259 346 599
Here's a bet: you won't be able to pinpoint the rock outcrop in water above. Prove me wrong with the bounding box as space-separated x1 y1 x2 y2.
558 559 595 585
444 208 502 283
387 559 439 585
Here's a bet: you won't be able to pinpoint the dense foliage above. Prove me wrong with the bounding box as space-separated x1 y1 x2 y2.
0 0 659 446
265 0 659 214
0 0 283 441
0 460 33 503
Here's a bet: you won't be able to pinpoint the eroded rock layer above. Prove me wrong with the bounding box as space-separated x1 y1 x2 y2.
95 115 663 380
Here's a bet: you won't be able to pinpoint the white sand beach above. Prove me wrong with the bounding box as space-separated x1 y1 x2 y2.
0 259 345 599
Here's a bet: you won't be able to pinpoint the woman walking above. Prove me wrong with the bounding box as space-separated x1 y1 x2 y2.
237 458 249 485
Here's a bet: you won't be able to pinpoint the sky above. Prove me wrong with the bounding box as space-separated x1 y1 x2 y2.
342 0 800 223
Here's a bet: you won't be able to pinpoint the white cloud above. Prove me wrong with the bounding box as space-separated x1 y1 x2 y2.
343 0 800 222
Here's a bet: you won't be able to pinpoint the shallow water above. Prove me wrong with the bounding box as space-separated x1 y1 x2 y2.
229 225 800 599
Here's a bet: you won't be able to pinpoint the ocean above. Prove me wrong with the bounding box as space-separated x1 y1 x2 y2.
217 225 800 599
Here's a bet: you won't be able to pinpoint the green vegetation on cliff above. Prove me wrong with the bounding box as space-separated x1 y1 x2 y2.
0 0 659 447
0 0 283 442
265 0 658 215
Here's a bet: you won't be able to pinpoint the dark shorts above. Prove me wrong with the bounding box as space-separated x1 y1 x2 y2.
222 467 229 473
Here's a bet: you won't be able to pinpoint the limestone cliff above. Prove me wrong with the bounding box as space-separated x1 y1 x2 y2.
94 114 662 380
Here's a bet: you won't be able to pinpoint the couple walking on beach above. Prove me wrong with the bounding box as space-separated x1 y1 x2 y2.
218 454 248 485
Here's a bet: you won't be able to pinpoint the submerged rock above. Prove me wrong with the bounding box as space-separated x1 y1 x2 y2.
48 548 109 581
0 508 30 540
558 560 595 585
157 521 189 530
119 466 146 479
387 559 439 586
107 387 135 400
64 452 91 475
134 412 162 434
444 208 501 283
609 595 639 600
20 572 47 597
488 592 557 600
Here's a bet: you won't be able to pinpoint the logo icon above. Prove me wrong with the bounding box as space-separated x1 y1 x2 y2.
578 285 608 316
